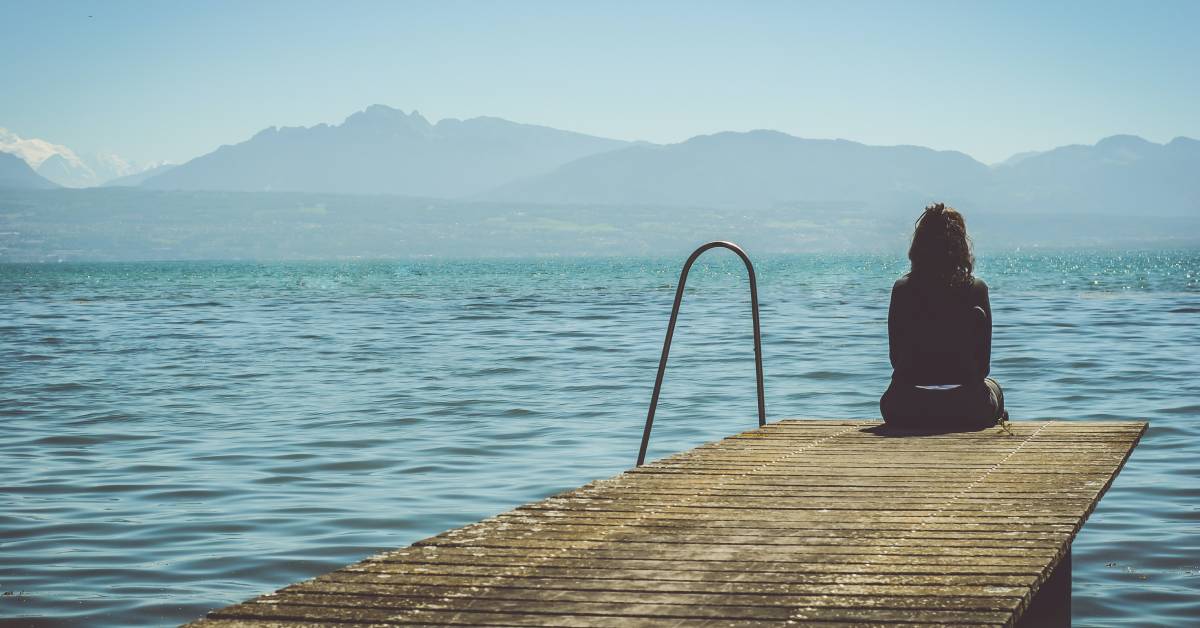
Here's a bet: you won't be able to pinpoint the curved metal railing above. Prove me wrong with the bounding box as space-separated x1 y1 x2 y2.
636 241 765 466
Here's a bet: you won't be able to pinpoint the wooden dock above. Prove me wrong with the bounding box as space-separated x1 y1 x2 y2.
188 419 1145 627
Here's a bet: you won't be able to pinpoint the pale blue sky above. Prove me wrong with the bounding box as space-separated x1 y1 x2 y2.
2 0 1196 165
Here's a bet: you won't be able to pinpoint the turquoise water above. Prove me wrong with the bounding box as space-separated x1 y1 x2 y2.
1 251 1197 626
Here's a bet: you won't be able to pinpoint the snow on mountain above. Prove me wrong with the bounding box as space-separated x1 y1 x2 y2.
0 127 157 187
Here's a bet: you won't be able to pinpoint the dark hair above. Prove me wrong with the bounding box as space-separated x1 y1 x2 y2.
908 202 974 288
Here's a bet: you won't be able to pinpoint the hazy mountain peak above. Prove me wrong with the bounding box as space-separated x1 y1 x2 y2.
0 127 83 169
683 129 795 145
140 105 630 196
342 104 432 133
1095 134 1154 151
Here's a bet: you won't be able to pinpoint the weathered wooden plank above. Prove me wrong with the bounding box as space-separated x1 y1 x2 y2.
377 551 1057 569
328 566 1039 588
514 507 1088 526
201 602 1017 624
497 509 1081 525
576 485 1108 499
517 502 1095 516
187 419 1145 627
267 589 1028 611
414 540 1064 561
487 520 1075 540
370 545 1058 570
203 599 1017 625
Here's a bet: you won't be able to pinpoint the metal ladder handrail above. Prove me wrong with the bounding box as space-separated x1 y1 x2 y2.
636 241 765 467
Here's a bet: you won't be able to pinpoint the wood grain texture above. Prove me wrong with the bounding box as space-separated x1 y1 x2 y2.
186 419 1145 627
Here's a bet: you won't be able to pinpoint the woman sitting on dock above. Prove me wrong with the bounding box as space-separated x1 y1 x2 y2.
880 203 1006 429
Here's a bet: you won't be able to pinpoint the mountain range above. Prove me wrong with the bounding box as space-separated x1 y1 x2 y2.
494 131 1199 215
138 106 1198 215
2 106 1197 217
987 134 1198 215
139 105 628 197
0 128 163 188
487 130 991 210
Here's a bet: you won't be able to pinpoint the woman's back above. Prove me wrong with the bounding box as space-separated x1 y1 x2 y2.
888 274 991 385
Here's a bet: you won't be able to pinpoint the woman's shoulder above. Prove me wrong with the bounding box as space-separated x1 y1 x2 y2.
892 273 987 294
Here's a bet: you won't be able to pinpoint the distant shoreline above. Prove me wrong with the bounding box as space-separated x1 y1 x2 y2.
1 187 1197 263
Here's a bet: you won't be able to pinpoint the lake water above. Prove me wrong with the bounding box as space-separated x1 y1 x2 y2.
1 251 1197 626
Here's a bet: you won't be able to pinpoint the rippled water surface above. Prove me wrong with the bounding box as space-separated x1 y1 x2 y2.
2 251 1198 626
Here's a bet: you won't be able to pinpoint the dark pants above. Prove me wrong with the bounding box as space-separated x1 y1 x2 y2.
881 377 1005 429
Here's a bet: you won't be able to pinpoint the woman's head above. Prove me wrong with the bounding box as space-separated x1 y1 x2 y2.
908 202 974 287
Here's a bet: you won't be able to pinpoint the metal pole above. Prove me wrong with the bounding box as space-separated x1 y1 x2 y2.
636 241 766 467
